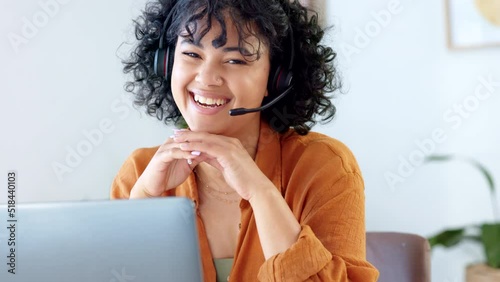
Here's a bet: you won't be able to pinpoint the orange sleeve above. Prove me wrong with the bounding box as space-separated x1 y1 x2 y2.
258 139 379 281
110 147 157 200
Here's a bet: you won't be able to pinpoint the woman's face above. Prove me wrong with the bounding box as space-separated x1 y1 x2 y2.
171 15 270 137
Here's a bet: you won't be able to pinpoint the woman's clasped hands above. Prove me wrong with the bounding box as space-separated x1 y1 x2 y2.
132 129 270 201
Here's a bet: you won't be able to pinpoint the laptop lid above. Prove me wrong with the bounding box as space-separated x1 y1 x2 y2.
0 197 203 282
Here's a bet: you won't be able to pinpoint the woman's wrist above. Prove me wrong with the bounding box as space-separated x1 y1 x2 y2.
130 184 157 199
247 179 277 205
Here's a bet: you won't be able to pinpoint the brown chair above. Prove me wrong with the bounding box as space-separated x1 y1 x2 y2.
366 232 431 282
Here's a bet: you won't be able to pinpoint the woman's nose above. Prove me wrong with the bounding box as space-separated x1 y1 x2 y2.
195 61 223 87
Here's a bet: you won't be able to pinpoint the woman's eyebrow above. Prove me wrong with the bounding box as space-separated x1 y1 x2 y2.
222 46 252 56
180 38 252 55
180 38 203 48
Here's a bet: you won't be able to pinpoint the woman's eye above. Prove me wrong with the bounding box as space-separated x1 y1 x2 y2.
228 59 247 65
182 52 200 59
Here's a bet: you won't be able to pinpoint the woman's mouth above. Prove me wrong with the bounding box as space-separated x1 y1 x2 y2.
191 93 229 108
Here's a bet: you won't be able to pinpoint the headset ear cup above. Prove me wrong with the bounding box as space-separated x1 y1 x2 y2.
268 65 282 96
166 45 175 78
269 65 293 96
154 48 167 77
277 70 293 93
154 46 175 79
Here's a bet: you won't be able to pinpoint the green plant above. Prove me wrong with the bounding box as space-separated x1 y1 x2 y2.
175 116 189 129
426 154 500 268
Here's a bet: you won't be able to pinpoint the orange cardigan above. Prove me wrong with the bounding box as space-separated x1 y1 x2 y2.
111 121 379 281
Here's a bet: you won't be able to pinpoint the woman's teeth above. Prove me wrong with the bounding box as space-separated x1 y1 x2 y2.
193 94 227 107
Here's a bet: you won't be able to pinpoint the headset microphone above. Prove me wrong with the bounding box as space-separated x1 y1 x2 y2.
229 84 293 116
229 22 295 117
154 7 295 117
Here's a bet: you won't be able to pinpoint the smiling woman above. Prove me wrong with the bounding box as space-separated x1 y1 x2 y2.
111 0 379 281
171 15 270 137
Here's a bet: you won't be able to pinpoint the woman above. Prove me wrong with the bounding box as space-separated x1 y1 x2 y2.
111 0 379 281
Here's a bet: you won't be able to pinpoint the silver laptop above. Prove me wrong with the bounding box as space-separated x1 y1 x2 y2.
0 197 203 282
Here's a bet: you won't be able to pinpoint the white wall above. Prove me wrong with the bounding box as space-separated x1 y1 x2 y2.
1 0 164 203
1 0 499 281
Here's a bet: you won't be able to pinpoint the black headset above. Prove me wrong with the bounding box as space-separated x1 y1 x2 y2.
266 25 295 99
153 5 295 115
154 12 295 96
153 7 176 82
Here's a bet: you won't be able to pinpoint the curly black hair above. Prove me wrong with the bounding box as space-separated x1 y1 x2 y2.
123 0 340 135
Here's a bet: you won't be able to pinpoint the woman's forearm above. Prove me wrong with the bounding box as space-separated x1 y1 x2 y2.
249 180 301 260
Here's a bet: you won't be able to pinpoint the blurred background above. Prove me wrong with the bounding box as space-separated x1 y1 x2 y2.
1 0 499 281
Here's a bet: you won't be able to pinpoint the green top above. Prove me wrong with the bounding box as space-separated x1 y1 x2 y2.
214 258 234 282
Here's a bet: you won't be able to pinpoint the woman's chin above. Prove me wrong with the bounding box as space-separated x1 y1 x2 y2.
185 120 223 133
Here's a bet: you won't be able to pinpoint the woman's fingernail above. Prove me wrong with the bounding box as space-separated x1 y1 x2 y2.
187 159 193 165
191 151 201 156
173 128 188 133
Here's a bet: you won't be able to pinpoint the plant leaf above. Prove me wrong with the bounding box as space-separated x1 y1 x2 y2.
175 116 189 129
425 155 455 162
481 223 500 268
425 154 498 220
428 228 466 248
425 154 495 195
468 158 496 195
